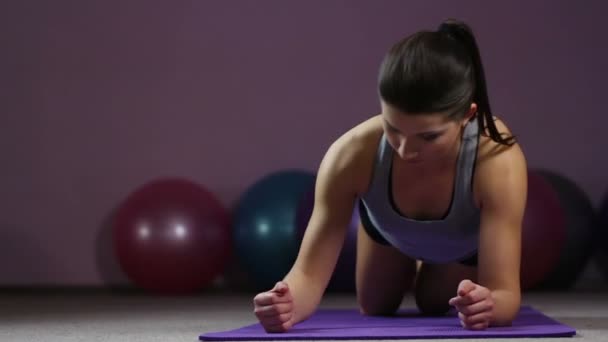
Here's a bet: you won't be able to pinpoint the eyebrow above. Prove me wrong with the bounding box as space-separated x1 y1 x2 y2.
383 119 445 136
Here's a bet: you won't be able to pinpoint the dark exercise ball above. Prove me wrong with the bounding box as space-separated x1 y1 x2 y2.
535 170 597 290
520 170 567 291
296 187 359 292
594 192 608 280
113 178 231 294
233 169 315 290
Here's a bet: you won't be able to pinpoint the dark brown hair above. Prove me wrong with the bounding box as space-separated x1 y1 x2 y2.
378 19 515 146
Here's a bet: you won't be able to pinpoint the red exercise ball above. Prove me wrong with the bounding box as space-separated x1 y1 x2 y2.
520 170 567 290
113 178 231 294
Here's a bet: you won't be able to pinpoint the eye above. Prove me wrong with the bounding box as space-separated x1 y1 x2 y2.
421 133 441 142
386 125 400 133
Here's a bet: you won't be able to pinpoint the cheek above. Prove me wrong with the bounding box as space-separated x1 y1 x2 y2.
385 132 401 150
422 138 452 154
431 134 459 154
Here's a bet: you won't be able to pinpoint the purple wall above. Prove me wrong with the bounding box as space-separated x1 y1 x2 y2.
1 1 606 286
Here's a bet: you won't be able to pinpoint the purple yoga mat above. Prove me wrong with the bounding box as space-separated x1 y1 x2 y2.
200 306 575 340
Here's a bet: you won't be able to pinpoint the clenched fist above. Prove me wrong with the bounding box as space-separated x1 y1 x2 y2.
253 281 295 333
449 279 494 330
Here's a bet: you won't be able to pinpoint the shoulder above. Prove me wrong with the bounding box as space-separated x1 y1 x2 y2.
318 114 384 196
476 116 525 168
473 116 527 210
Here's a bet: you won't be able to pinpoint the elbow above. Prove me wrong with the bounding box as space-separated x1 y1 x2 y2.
490 290 521 327
491 314 517 327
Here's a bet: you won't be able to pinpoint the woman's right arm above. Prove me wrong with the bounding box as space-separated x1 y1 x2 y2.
284 137 362 324
252 133 366 332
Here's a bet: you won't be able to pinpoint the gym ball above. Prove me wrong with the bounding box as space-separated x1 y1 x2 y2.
594 191 608 280
535 170 597 290
113 178 231 294
520 169 567 290
233 169 316 290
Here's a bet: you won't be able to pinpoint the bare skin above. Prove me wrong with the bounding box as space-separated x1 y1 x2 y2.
253 102 527 332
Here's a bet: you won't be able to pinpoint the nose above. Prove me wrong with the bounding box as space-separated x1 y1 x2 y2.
396 137 419 159
403 151 419 159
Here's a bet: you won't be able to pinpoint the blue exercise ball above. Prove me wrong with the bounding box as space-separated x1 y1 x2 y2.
233 169 315 290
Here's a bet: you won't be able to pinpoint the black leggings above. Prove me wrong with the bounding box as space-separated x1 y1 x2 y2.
358 201 478 267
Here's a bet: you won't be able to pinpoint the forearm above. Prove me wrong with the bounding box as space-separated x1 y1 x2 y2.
283 268 326 324
489 289 521 326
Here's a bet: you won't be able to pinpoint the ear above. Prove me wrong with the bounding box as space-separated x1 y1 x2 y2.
461 103 478 127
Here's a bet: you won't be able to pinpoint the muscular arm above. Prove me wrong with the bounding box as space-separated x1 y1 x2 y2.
476 139 527 326
284 133 369 324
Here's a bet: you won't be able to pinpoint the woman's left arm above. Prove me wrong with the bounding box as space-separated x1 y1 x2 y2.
476 140 528 326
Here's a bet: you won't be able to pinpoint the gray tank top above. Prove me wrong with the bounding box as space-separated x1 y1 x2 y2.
359 117 481 264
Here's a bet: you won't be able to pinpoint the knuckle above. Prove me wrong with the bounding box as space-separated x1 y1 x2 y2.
264 326 277 333
478 322 489 330
282 321 292 331
265 324 286 333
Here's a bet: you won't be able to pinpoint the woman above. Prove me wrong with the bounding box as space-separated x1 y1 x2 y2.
253 18 527 332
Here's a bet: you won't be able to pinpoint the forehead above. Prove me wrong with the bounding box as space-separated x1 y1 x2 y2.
381 103 453 131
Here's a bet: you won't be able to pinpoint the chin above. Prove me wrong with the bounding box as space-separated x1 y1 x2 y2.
404 157 424 164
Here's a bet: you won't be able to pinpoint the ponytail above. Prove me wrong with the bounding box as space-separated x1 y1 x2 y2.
438 19 516 146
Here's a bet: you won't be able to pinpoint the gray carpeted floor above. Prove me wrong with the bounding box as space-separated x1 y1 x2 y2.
1 290 607 341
